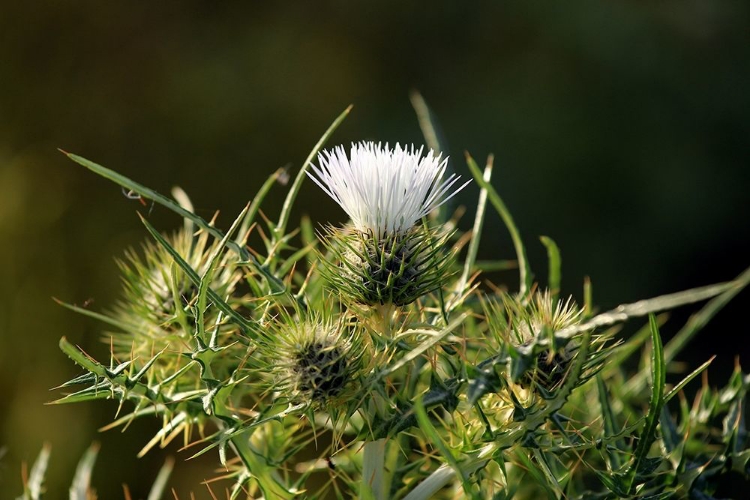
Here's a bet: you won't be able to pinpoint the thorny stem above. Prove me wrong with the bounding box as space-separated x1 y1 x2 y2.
361 303 395 500
230 434 294 500
379 303 394 338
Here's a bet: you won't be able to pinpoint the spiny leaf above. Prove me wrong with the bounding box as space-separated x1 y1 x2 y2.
62 150 286 294
596 376 624 471
625 314 665 493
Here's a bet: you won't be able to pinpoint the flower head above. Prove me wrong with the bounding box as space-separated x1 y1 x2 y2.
109 227 243 383
308 142 468 236
254 312 370 409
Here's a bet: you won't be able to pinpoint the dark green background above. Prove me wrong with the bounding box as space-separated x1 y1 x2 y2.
1 2 748 497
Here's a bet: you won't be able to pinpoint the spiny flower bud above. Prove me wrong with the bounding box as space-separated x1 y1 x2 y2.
292 338 350 401
524 342 577 391
259 316 369 408
490 292 585 393
322 225 453 306
109 227 242 378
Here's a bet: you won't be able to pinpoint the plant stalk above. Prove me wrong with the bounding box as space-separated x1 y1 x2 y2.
362 438 387 500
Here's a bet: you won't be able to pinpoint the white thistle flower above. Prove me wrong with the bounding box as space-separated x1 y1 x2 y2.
308 142 469 236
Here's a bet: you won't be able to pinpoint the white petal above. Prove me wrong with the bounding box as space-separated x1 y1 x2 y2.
307 141 470 235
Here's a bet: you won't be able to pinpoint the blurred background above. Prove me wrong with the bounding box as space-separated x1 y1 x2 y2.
1 1 748 497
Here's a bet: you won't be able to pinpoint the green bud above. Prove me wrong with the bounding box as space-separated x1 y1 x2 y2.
109 228 242 378
258 315 369 408
321 226 454 307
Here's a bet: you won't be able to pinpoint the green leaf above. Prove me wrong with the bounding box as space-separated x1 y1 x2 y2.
62 150 286 294
583 276 593 320
275 105 352 240
453 154 493 308
664 356 715 403
473 260 517 272
604 315 667 373
196 203 249 346
409 91 453 226
621 265 750 396
595 468 629 497
409 90 446 154
378 312 468 378
511 449 560 499
539 236 561 304
55 337 204 413
186 402 306 461
663 265 750 363
531 449 564 498
557 268 750 340
467 359 505 405
659 406 682 456
373 383 459 439
236 167 287 246
596 376 624 471
625 314 666 493
62 151 238 254
414 396 478 500
52 297 133 331
465 152 532 297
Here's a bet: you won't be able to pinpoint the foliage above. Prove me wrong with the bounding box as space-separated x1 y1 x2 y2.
40 105 750 499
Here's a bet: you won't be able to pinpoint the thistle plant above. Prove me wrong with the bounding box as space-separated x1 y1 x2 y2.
42 104 750 499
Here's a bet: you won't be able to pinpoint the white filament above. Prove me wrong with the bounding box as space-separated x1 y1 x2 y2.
308 142 469 235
